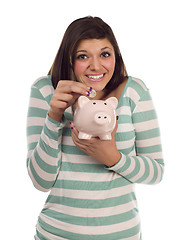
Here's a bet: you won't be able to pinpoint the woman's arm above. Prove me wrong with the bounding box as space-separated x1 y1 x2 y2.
107 90 164 184
27 78 90 192
26 83 65 192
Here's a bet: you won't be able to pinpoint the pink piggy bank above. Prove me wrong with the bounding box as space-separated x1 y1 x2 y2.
73 96 118 140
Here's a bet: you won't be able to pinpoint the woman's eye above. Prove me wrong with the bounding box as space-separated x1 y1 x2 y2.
76 54 88 60
101 52 111 58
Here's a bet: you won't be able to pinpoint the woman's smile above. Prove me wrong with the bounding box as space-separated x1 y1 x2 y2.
85 73 106 82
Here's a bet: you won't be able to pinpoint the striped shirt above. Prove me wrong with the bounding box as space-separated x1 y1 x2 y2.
27 75 164 240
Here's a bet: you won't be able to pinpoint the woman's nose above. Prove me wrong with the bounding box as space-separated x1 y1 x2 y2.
89 57 101 71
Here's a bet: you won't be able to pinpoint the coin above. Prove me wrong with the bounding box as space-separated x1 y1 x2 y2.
89 89 96 98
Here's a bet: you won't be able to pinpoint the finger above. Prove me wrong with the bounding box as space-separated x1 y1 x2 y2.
70 85 89 96
50 94 73 111
70 124 93 149
71 127 85 150
112 120 118 136
54 92 75 102
70 122 78 134
113 120 118 132
51 100 69 110
70 123 80 144
57 81 90 96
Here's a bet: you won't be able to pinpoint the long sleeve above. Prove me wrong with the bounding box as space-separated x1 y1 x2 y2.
26 79 66 192
108 87 164 185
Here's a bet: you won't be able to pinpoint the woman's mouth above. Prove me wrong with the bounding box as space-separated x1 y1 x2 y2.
85 73 106 82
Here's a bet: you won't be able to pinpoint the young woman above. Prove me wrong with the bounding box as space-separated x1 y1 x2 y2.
27 16 164 240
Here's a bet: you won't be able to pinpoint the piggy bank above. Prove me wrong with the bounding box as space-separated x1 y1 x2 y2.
73 96 118 140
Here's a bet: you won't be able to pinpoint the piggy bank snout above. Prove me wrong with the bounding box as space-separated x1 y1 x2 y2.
94 112 111 125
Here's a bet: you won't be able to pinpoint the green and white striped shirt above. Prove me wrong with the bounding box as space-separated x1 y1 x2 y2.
27 76 164 240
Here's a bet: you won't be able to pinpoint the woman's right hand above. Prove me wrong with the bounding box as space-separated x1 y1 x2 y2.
48 80 90 122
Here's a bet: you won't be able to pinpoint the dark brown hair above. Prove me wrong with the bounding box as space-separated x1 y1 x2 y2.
48 16 128 92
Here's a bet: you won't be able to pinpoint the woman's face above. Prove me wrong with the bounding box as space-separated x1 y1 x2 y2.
73 38 116 93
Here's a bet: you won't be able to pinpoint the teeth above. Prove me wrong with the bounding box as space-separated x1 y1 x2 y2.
87 74 104 79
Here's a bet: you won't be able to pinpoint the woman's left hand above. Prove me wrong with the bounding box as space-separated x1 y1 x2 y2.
71 121 121 167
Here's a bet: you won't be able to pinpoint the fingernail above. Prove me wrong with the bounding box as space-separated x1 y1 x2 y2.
116 116 119 121
71 127 73 130
69 122 72 125
86 91 90 96
88 87 93 91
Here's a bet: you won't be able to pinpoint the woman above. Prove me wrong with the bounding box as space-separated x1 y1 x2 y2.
27 16 164 240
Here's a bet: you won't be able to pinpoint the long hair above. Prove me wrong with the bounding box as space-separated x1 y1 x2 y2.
48 16 128 92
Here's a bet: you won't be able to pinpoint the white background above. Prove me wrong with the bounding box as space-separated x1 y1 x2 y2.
1 0 189 239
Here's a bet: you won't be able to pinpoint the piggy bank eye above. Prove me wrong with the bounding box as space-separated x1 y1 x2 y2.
93 102 96 105
104 103 107 105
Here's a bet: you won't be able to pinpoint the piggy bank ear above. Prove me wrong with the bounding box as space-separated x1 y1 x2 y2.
105 97 118 109
78 96 90 108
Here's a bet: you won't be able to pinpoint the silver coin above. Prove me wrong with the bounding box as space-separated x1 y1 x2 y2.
89 89 96 98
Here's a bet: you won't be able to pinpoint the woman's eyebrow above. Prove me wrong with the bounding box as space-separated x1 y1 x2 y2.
75 47 113 54
101 47 113 51
75 50 87 54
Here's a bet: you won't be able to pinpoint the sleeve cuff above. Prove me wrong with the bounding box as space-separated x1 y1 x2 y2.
105 152 126 171
46 114 66 129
